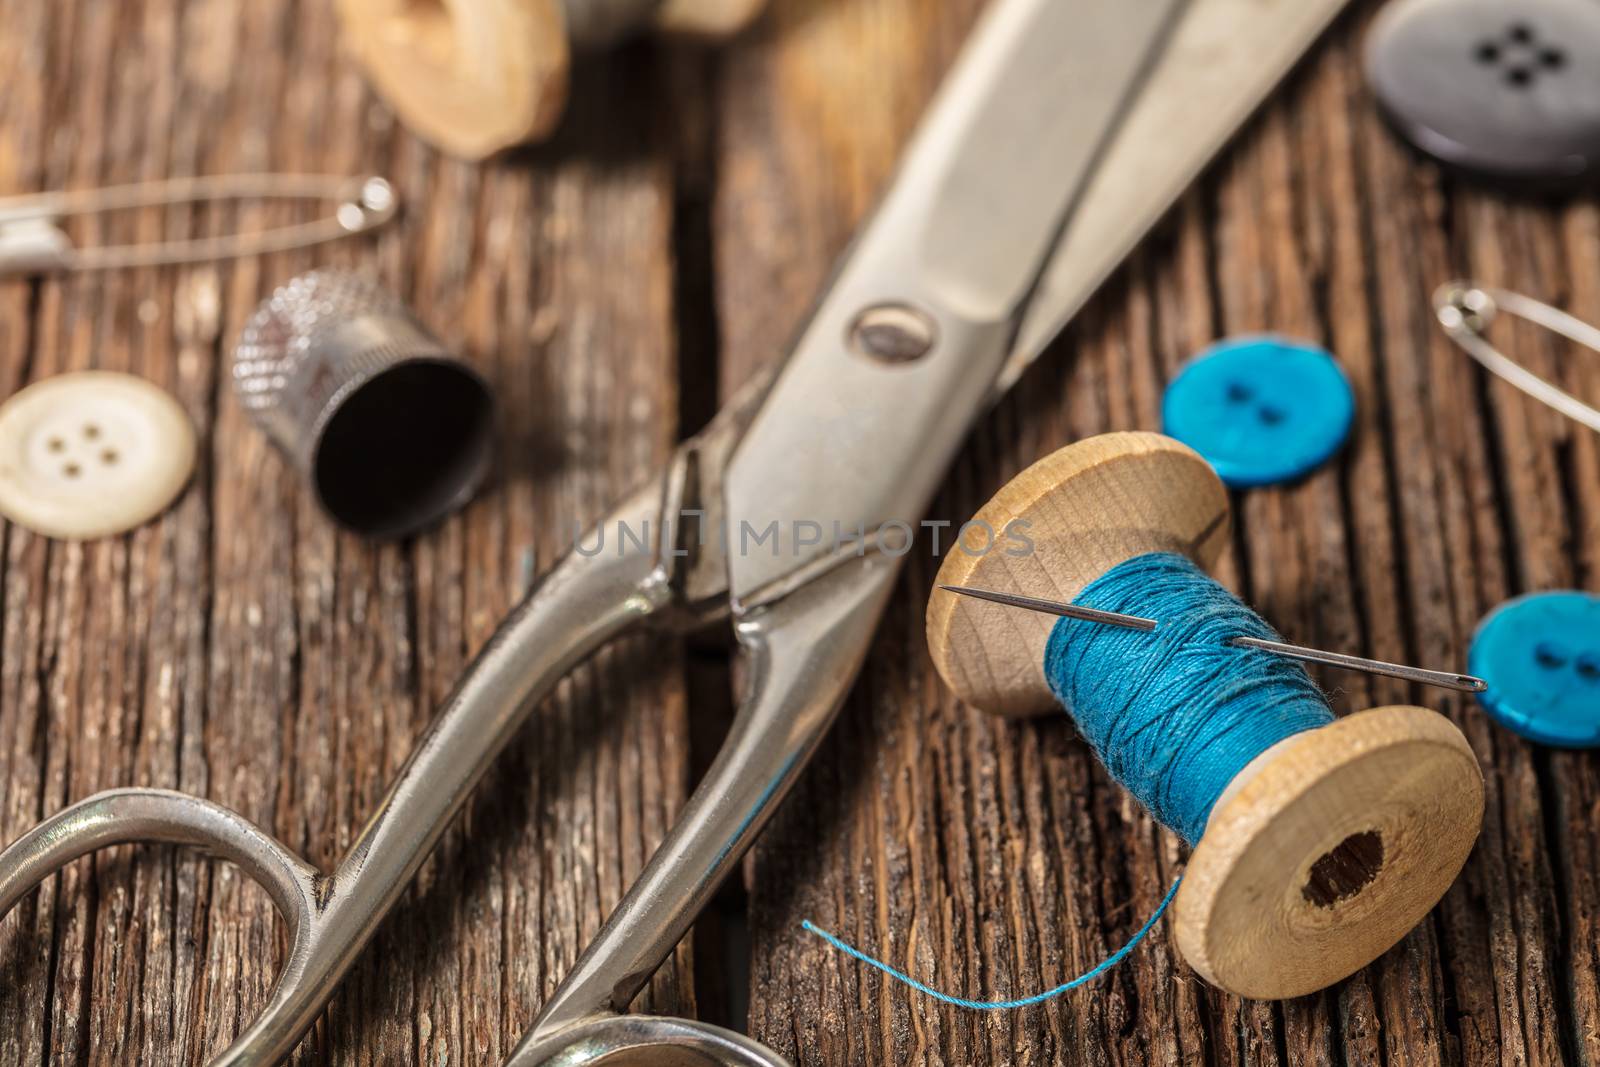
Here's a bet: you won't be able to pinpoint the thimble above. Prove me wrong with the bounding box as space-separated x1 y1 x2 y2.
233 269 495 538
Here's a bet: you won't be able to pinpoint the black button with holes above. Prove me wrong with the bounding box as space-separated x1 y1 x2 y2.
1365 0 1600 188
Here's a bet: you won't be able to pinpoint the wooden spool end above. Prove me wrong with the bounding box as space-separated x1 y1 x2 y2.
337 0 765 159
925 431 1485 998
337 0 570 159
1176 706 1483 998
927 431 1231 718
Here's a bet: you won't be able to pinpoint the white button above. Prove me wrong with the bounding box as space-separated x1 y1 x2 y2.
0 372 196 539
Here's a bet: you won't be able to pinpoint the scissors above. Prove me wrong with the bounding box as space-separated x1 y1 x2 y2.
0 0 1347 1062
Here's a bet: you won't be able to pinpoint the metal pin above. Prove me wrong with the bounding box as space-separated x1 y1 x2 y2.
1433 281 1600 436
0 173 398 276
941 584 1487 694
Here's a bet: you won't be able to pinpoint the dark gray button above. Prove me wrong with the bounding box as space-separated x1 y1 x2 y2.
1366 0 1600 187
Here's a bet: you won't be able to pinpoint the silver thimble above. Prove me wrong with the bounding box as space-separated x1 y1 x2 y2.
234 269 495 538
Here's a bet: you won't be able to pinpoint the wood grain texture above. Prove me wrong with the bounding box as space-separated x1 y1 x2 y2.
0 0 691 1063
0 0 1597 1064
717 1 1600 1065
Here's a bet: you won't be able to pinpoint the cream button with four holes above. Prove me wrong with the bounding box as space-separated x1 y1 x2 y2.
0 372 196 539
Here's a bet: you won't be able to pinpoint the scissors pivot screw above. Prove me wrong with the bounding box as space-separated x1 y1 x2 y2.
849 303 939 363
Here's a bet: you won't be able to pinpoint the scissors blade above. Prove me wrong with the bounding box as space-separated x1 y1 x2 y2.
723 0 1182 605
1000 0 1351 393
902 0 1186 321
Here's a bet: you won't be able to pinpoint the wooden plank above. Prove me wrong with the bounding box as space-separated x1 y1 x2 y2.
716 1 1600 1064
0 1 690 1063
4 0 1600 1062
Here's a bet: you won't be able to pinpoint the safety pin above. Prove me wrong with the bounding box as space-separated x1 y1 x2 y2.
1434 281 1600 435
0 173 398 276
941 584 1488 693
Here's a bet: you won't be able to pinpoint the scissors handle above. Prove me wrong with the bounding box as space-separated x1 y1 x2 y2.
0 478 676 1065
240 478 678 1063
0 789 325 1064
0 789 319 927
518 552 900 1055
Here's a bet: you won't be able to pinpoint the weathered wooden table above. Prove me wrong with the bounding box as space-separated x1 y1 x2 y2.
1 0 1597 1063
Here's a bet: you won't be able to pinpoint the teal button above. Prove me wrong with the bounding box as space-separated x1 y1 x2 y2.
1162 336 1356 488
1471 591 1600 747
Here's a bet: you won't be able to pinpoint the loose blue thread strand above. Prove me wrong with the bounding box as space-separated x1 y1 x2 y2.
800 878 1182 1010
801 552 1335 1008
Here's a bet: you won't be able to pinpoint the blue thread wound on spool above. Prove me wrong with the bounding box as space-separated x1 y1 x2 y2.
1049 552 1335 844
801 551 1335 1007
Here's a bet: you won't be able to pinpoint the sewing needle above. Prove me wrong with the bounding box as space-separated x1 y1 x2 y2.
939 584 1159 631
940 584 1488 694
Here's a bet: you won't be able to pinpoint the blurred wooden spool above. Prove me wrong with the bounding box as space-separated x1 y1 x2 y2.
337 0 764 159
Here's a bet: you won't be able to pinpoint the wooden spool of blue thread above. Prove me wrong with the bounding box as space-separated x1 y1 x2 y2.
926 431 1484 999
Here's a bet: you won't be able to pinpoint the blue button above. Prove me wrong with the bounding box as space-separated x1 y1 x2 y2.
1470 591 1600 747
1161 336 1356 488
